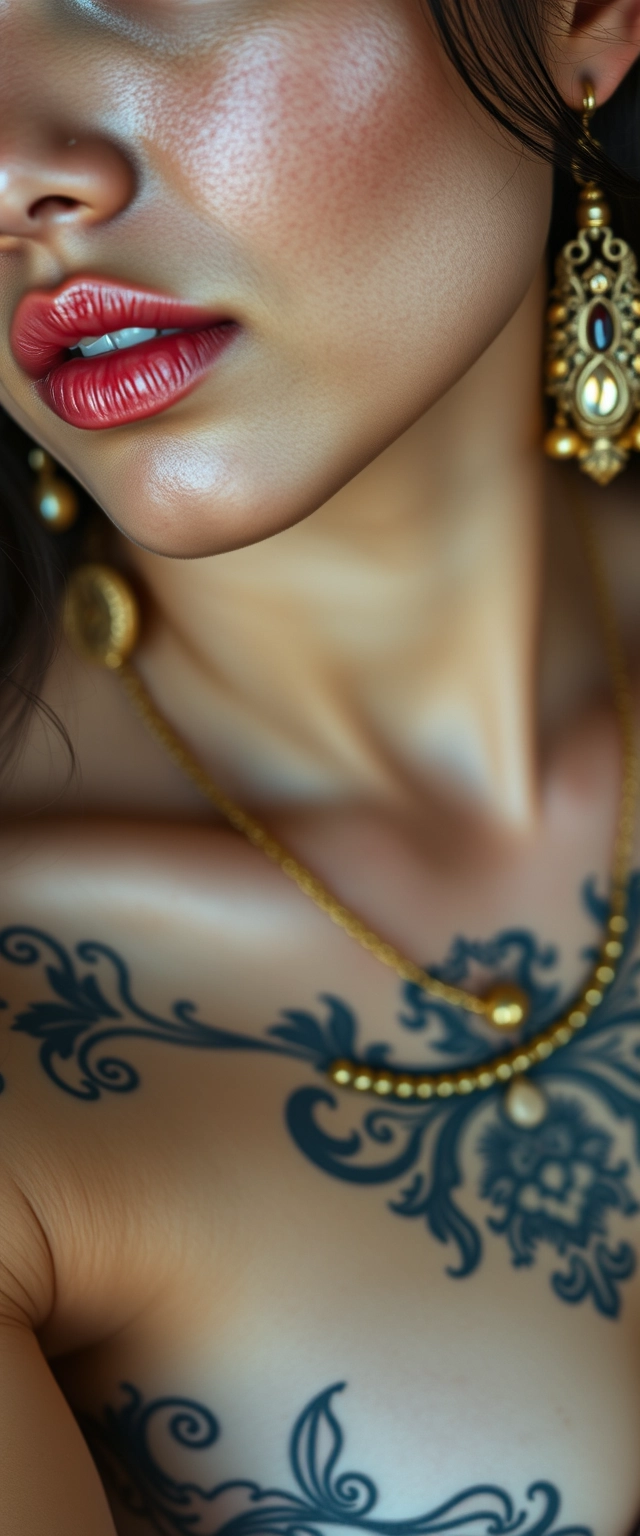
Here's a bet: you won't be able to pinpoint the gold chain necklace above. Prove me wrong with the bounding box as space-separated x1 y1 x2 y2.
63 486 639 1126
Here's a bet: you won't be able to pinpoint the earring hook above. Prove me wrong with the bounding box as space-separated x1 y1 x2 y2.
581 77 597 127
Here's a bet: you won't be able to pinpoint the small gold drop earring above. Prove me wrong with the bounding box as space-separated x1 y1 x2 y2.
544 79 640 485
28 447 80 531
26 443 139 664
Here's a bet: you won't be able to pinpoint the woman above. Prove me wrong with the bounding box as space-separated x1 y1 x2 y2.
0 1 640 1532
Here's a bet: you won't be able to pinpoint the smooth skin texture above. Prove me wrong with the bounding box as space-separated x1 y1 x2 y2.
3 2 640 1534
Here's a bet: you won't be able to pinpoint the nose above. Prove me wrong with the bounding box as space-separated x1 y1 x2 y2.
0 132 135 241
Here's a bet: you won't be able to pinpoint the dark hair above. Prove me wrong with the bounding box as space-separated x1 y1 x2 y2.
1 0 640 771
425 0 640 188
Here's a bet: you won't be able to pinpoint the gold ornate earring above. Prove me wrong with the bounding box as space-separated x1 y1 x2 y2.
544 79 640 485
27 445 140 665
63 563 140 670
28 447 80 531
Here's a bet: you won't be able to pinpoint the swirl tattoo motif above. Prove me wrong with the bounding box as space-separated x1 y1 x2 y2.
2 875 640 1317
0 927 289 1100
280 877 640 1317
80 1381 591 1536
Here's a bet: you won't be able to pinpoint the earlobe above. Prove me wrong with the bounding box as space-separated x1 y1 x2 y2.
555 0 640 109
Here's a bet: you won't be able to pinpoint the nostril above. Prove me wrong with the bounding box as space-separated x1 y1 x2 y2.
0 137 136 238
28 195 82 220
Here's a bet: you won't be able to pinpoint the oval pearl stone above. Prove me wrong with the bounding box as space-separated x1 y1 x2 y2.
581 361 619 419
587 301 614 352
504 1077 548 1128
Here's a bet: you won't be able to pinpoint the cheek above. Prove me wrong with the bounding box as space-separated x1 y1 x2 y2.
149 3 454 274
43 1 551 560
148 0 548 362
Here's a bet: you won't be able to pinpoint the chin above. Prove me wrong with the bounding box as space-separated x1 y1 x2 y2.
74 385 409 560
87 421 348 561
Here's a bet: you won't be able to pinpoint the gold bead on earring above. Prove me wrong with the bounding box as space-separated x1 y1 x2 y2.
544 79 640 485
28 448 80 532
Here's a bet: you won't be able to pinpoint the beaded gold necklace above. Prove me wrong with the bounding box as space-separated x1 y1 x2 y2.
63 486 638 1128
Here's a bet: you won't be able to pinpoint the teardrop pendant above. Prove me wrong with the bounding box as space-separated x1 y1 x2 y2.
580 360 621 420
28 448 79 532
503 1077 548 1128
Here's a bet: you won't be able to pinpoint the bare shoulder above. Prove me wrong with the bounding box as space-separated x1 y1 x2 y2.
0 814 291 1359
0 803 369 1378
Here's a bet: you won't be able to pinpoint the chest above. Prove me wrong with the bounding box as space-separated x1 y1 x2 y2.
2 859 640 1536
46 1055 640 1536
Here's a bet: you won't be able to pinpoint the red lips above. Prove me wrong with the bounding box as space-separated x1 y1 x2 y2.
11 276 239 429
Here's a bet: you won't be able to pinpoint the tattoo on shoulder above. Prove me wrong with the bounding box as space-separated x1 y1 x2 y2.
80 1379 592 1536
2 874 640 1318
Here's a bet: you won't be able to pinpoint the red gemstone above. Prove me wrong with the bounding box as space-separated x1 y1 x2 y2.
587 302 614 352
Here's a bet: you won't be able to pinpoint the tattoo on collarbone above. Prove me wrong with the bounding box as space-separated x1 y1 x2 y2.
2 875 640 1318
80 1379 591 1536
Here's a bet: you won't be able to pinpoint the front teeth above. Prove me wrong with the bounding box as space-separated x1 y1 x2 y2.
72 326 181 359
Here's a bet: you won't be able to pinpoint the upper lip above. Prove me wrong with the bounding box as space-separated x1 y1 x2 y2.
11 276 230 379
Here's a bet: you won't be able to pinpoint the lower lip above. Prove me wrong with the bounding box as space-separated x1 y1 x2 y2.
37 322 239 430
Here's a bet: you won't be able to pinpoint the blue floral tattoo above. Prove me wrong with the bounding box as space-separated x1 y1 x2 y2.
80 1380 591 1536
2 873 640 1317
478 1098 637 1313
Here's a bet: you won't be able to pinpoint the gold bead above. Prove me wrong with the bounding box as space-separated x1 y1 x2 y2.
484 983 529 1031
633 356 640 376
547 303 568 325
604 939 623 959
415 1079 434 1099
609 914 628 934
329 1061 353 1087
595 964 615 986
353 1068 375 1092
64 564 140 669
585 987 603 1009
477 1070 495 1090
568 1010 587 1029
547 357 570 380
394 1078 415 1099
532 1039 553 1060
577 186 611 230
372 1072 395 1096
543 426 583 460
36 478 79 532
435 1079 455 1098
552 1024 572 1047
455 1076 474 1095
495 1062 513 1082
512 1053 531 1074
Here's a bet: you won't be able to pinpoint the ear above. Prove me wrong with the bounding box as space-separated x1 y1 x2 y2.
553 0 640 109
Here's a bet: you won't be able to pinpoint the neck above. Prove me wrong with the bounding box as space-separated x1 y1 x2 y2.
121 266 547 828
